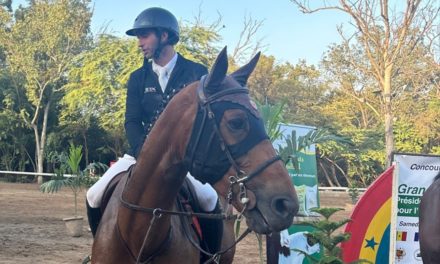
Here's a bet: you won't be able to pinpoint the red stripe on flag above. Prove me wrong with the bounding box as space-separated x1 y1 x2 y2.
341 166 394 262
401 231 407 241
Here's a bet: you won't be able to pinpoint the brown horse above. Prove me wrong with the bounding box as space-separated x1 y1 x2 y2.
419 171 440 263
91 47 299 264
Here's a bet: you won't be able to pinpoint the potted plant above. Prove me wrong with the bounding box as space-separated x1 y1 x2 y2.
41 143 86 237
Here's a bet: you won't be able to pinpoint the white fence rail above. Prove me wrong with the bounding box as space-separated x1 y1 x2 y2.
0 170 368 192
319 186 367 192
0 170 75 178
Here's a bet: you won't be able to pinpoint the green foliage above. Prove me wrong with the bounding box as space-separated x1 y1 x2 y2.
278 129 299 169
317 127 384 187
296 208 362 264
279 128 351 171
256 100 285 142
40 143 88 216
0 68 34 172
62 35 137 159
1 0 93 173
347 183 360 204
394 120 428 153
62 35 138 132
177 18 222 67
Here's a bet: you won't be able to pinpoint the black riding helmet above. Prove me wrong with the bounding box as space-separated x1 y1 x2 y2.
126 7 179 45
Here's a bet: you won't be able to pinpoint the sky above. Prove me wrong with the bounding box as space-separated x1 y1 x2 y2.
12 0 354 65
89 0 351 65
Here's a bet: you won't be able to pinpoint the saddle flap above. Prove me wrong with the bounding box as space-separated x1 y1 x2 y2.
100 171 128 213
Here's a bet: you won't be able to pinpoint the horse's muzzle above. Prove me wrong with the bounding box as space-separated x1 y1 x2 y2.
244 193 299 234
270 195 299 219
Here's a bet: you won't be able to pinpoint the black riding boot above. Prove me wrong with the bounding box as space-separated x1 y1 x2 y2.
199 201 223 255
86 200 102 237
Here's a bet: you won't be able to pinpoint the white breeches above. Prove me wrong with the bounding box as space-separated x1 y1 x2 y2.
86 154 218 212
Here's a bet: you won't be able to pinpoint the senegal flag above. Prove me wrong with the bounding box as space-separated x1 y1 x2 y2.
341 166 394 263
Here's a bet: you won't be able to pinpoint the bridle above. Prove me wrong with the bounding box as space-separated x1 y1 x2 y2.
119 76 282 263
187 75 282 212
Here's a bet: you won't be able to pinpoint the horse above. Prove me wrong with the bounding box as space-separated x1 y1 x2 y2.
91 47 299 264
419 171 440 263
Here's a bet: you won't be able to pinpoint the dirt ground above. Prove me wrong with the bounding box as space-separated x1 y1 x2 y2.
0 182 353 264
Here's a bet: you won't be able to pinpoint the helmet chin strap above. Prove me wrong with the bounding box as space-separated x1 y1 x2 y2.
153 29 168 60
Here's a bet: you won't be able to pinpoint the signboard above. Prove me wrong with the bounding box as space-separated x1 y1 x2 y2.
274 123 320 216
268 123 321 263
391 154 440 263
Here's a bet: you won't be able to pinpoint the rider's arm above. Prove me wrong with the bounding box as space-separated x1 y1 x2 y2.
124 71 145 158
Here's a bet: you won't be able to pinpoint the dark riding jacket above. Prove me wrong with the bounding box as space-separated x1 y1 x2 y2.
125 53 208 157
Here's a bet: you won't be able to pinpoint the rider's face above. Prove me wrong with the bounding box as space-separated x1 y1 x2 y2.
137 30 160 59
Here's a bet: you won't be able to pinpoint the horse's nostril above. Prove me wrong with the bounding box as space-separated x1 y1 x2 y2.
271 196 299 217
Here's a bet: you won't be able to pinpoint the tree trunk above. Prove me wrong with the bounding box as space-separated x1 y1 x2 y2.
33 124 43 184
383 66 394 167
35 100 51 184
319 162 334 187
82 130 89 166
330 165 342 187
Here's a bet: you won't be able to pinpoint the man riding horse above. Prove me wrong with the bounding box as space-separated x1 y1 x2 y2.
85 7 223 253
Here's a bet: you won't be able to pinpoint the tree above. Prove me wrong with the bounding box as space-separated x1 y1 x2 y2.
0 69 35 172
176 12 223 67
317 34 438 185
0 6 34 172
248 55 328 127
62 35 139 161
2 0 92 183
248 54 293 104
291 0 440 166
230 14 266 66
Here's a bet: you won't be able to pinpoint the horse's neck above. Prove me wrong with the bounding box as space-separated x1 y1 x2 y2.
123 86 197 210
118 88 199 259
117 117 188 259
124 126 186 209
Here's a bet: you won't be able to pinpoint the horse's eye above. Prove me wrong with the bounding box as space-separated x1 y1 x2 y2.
227 118 246 130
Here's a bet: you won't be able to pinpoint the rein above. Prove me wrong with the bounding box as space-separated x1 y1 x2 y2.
119 77 282 263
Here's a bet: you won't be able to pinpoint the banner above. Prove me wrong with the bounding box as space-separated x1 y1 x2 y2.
392 154 440 263
268 123 321 264
273 123 320 216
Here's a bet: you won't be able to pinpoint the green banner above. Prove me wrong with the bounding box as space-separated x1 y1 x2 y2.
275 124 320 216
397 195 421 217
272 124 321 264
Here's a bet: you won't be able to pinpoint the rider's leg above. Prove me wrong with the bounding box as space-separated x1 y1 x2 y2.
86 200 102 237
198 200 223 253
186 173 218 212
85 154 136 236
187 174 223 253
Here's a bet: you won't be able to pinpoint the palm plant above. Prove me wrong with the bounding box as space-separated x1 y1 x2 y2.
40 143 84 216
277 128 351 170
256 100 286 142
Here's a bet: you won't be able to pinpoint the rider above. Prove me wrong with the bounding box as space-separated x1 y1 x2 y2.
85 7 222 254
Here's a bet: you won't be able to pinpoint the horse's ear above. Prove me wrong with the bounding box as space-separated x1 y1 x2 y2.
230 52 261 86
204 46 228 93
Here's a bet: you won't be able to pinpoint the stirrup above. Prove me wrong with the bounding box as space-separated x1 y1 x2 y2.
82 255 91 264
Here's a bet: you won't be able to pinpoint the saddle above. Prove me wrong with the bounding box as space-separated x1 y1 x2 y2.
99 169 220 256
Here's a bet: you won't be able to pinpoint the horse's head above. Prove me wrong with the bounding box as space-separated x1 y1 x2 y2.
184 47 299 234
